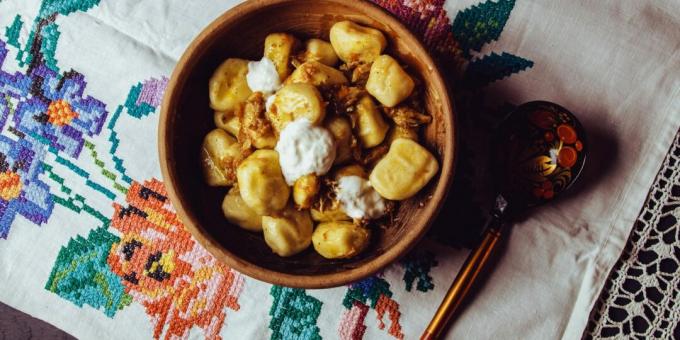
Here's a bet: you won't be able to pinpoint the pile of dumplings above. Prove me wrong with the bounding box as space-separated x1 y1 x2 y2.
202 20 439 259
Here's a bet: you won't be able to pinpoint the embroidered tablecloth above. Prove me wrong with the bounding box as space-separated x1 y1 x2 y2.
0 0 678 339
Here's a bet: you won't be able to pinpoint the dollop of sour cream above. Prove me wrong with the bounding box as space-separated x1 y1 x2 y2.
276 119 336 185
247 57 281 95
336 176 386 220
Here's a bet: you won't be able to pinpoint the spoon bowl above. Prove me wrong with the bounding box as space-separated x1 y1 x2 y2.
496 101 588 210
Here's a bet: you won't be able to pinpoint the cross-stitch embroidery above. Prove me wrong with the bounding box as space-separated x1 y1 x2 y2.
339 276 404 339
0 0 540 338
108 179 244 340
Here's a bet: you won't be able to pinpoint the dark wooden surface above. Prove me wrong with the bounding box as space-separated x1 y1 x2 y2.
0 302 73 340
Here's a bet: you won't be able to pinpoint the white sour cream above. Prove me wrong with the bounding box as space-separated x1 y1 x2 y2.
246 57 281 95
336 176 386 220
275 119 336 185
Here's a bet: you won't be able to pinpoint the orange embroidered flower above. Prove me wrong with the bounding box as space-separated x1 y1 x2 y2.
46 99 78 126
108 179 244 339
0 171 22 201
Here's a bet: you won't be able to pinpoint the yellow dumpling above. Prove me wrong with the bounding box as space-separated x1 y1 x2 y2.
355 96 389 147
300 39 339 66
262 205 313 257
214 111 241 137
293 174 320 209
312 221 371 259
365 55 415 107
286 61 348 87
310 207 351 222
236 150 290 215
324 115 353 164
209 58 252 112
222 187 262 232
329 21 387 64
386 125 418 144
264 33 299 80
269 83 325 131
201 129 240 186
369 138 439 200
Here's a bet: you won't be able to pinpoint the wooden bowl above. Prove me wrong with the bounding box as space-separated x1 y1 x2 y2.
159 0 455 288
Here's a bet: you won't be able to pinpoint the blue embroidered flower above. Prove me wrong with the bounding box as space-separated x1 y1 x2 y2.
0 135 53 238
13 64 107 157
0 36 107 237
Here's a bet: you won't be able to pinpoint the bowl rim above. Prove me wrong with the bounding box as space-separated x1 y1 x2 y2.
158 0 456 288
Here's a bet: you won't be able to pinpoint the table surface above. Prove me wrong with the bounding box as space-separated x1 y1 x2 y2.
0 303 74 340
0 0 678 339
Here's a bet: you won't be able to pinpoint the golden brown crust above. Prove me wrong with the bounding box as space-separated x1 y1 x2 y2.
383 105 432 128
321 85 366 117
340 61 372 86
238 92 277 150
360 144 389 166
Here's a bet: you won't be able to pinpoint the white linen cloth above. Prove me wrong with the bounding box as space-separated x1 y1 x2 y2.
0 0 677 339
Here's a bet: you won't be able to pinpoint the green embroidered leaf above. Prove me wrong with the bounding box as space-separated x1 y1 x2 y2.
401 250 438 292
39 0 102 18
17 0 102 69
464 52 534 88
45 227 131 317
5 15 23 49
269 286 322 340
19 19 60 70
452 0 515 56
39 21 60 71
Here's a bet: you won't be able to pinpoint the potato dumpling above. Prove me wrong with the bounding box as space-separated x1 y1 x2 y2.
355 96 389 147
222 187 262 232
286 61 348 87
329 21 386 64
300 39 339 66
324 115 353 164
311 206 351 222
293 174 320 209
264 33 298 80
334 164 367 180
201 129 240 186
262 205 313 257
214 111 241 137
312 221 371 259
369 138 439 200
236 150 290 215
269 83 325 131
386 125 418 144
209 58 253 112
366 55 415 107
